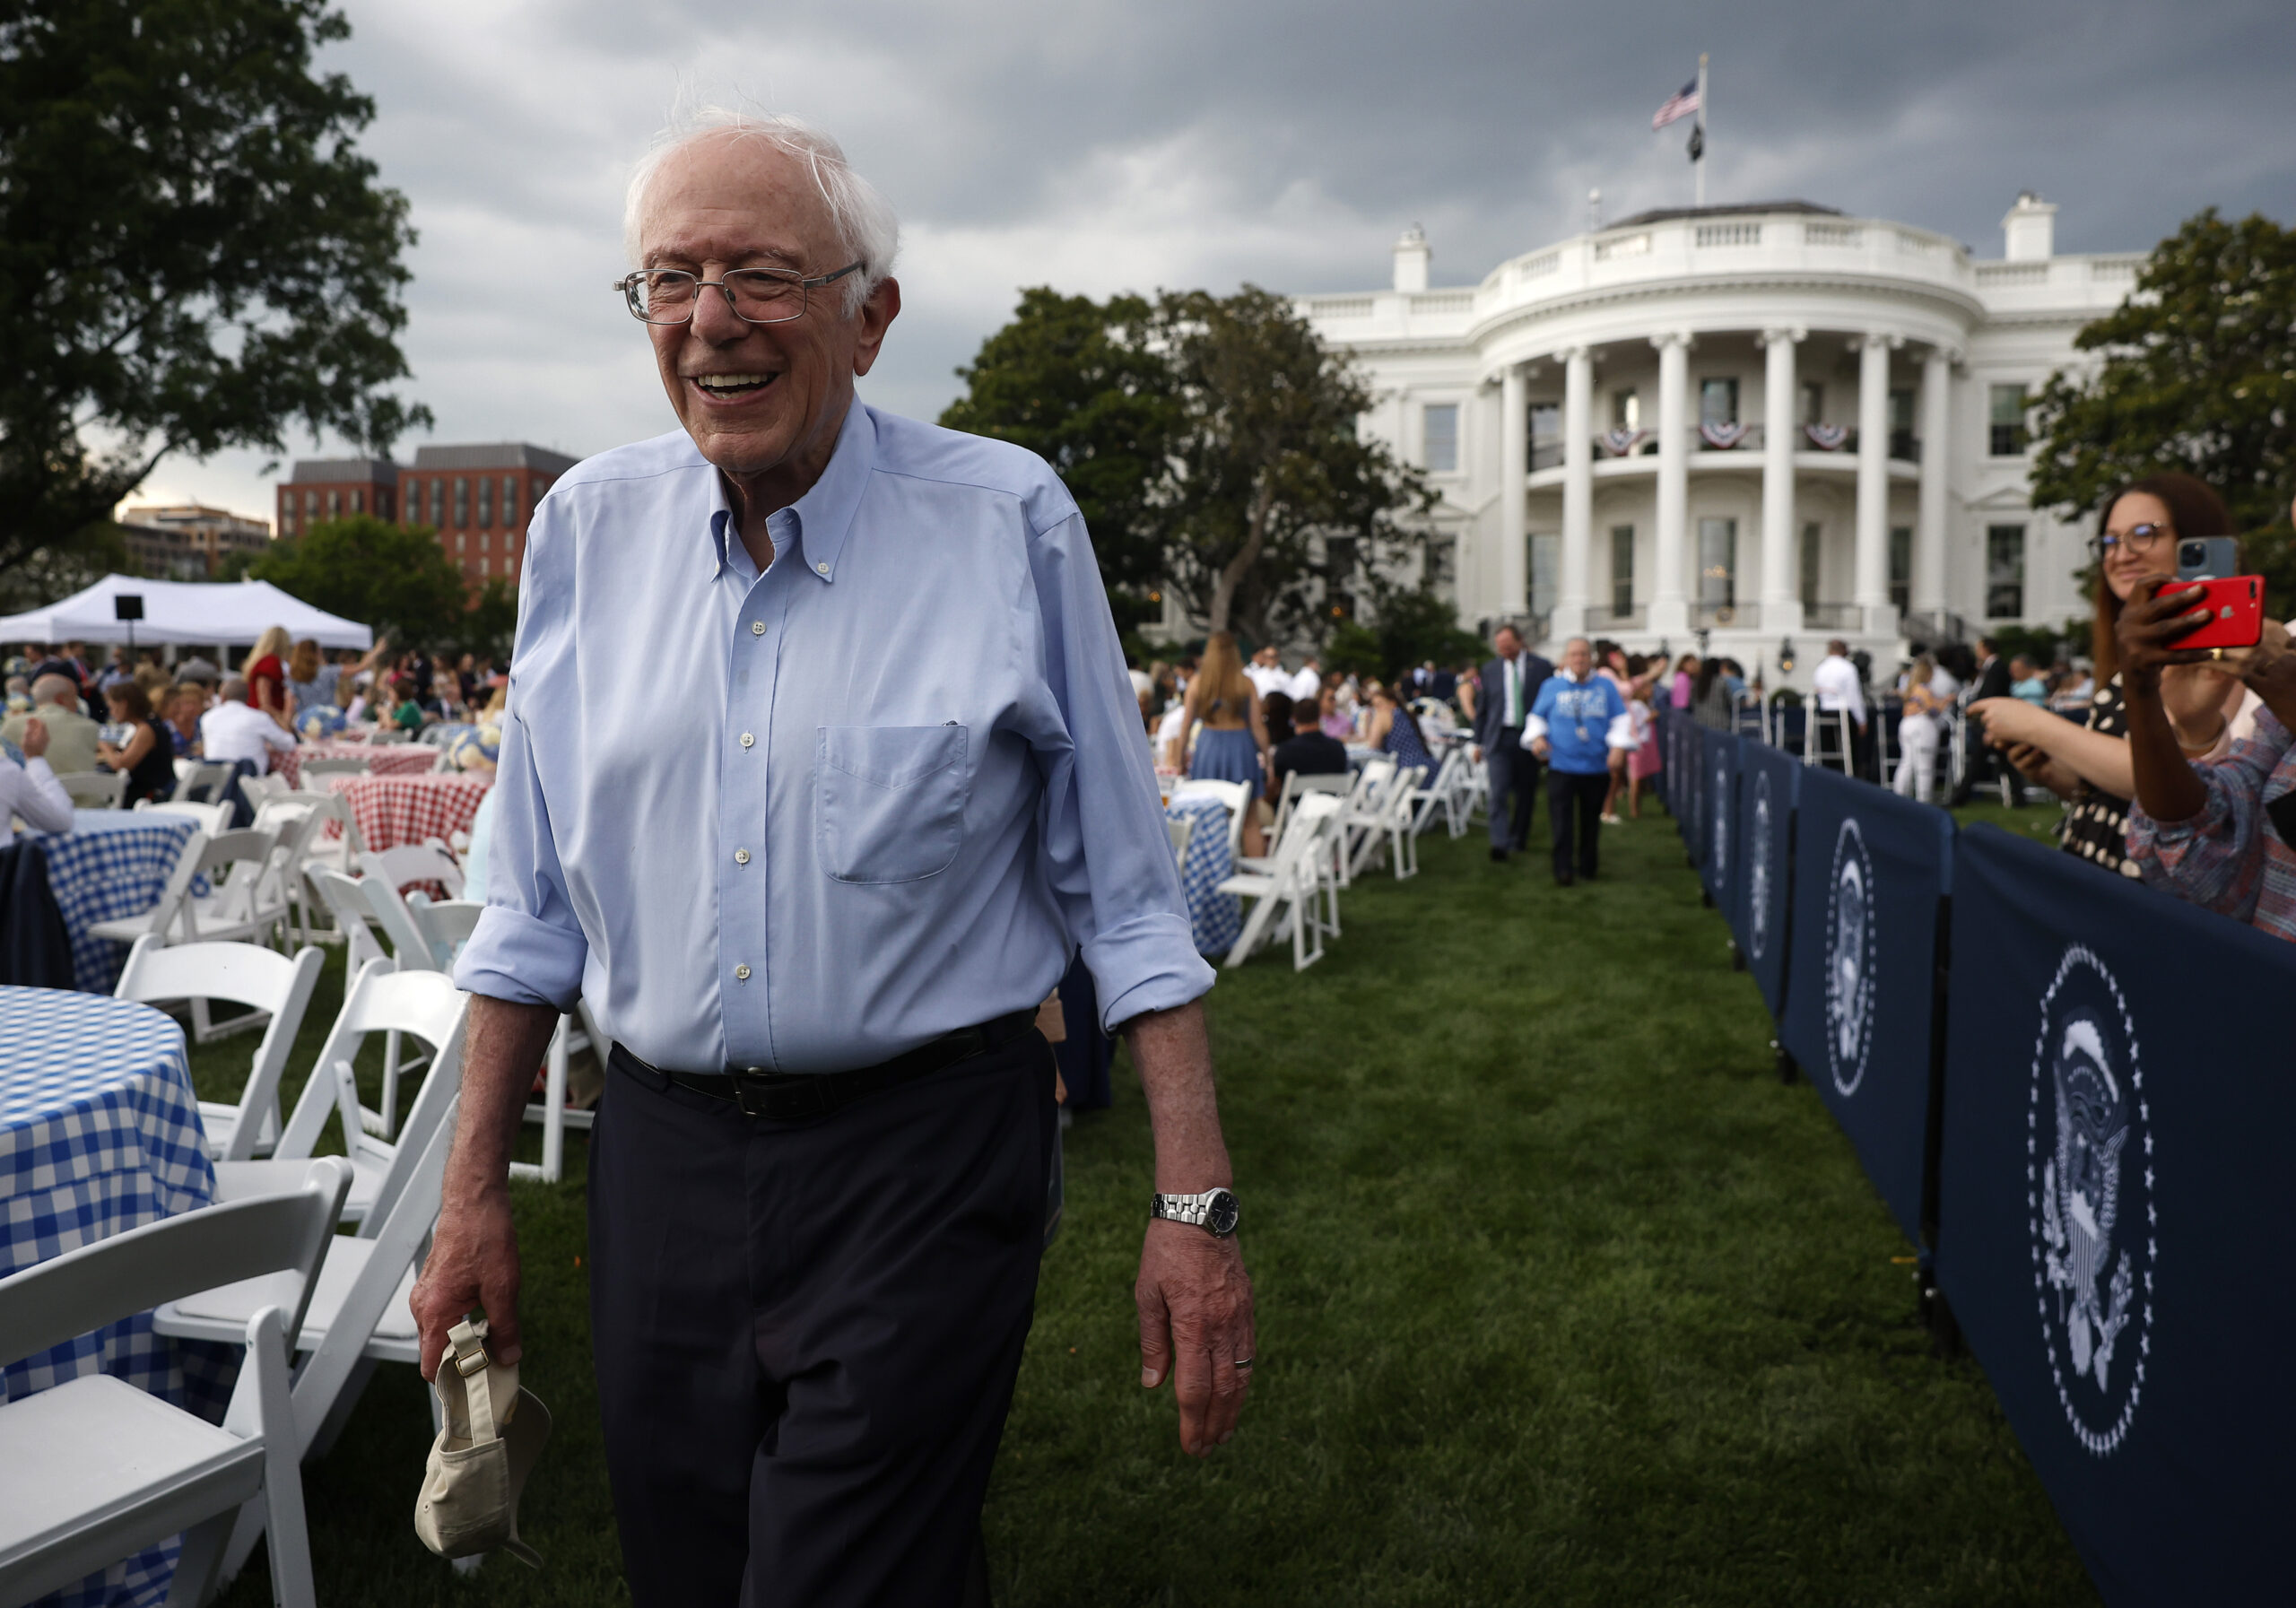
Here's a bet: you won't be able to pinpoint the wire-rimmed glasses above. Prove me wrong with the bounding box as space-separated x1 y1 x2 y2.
2088 521 2173 563
613 262 865 326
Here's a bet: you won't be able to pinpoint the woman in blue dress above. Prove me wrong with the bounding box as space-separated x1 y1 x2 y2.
1178 630 1270 856
1363 681 1437 779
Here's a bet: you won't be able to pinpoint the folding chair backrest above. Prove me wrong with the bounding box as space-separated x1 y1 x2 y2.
171 759 233 803
115 937 326 1162
239 771 289 806
0 1158 349 1368
1173 778 1250 855
138 797 232 838
272 787 362 856
403 893 483 968
196 825 287 927
363 841 465 898
56 770 125 808
130 827 211 941
358 874 444 969
306 866 387 966
300 757 370 778
1267 793 1343 882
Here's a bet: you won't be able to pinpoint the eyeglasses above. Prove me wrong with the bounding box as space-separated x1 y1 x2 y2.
613 262 865 326
2088 521 2172 562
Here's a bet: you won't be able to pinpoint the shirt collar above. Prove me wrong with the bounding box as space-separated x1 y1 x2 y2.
704 399 877 585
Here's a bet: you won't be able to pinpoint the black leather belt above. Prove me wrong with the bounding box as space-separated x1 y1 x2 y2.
608 1010 1039 1121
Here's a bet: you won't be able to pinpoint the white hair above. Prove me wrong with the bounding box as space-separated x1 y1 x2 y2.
623 107 900 316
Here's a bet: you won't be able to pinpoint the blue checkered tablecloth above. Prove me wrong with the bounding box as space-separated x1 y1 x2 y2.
1 987 228 1608
1166 794 1241 957
29 812 198 994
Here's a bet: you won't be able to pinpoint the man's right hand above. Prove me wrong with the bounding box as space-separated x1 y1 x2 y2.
411 1182 522 1378
19 717 47 759
1530 737 1552 761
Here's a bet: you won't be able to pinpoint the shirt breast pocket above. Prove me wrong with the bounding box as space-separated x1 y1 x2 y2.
814 725 970 884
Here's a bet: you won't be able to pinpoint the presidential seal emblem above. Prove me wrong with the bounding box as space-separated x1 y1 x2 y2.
1747 774 1774 962
2028 944 2153 1456
1709 752 1729 889
1822 818 1876 1096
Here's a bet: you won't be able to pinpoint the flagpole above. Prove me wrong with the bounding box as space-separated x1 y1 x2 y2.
1694 53 1708 208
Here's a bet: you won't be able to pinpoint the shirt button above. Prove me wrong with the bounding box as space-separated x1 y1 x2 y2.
751 620 765 637
740 731 754 748
734 963 752 981
815 561 830 575
735 847 751 865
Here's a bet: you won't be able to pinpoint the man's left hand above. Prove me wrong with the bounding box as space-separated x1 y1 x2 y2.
1137 1219 1254 1456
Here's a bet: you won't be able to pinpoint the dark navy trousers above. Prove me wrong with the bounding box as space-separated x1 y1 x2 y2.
587 1030 1057 1607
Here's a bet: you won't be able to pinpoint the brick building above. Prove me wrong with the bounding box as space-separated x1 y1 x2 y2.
279 442 579 589
117 503 274 578
277 458 398 538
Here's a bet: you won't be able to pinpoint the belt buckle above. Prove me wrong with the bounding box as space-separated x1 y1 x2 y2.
729 1067 829 1121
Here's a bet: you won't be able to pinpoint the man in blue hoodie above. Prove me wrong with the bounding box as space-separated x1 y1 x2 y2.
1523 637 1634 885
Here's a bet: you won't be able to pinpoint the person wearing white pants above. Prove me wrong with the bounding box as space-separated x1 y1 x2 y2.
1893 657 1950 803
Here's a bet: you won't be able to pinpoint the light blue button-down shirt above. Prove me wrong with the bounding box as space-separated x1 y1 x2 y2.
454 401 1213 1073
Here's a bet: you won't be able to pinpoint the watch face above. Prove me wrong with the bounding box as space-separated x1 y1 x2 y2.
1204 1189 1239 1237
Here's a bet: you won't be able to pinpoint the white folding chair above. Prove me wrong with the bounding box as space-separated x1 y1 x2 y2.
364 839 466 899
54 770 126 808
1379 763 1429 879
1339 759 1400 879
115 936 325 1160
1408 748 1467 839
307 867 443 1135
157 1103 460 1577
300 756 370 779
0 1158 349 1608
171 758 234 804
1171 778 1250 859
1266 769 1352 853
1165 814 1193 870
1216 794 1342 970
178 824 296 953
212 959 470 1229
82 828 210 948
135 796 232 838
239 770 289 807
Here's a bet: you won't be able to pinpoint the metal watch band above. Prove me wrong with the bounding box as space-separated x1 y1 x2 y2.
1151 1187 1238 1236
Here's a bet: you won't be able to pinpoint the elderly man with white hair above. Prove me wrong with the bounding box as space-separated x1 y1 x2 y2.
419 111 1253 1605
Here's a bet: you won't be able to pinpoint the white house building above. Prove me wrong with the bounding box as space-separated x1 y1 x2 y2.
1295 194 2139 686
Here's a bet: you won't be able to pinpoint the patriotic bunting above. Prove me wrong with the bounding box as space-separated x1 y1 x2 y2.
1805 422 1851 450
1699 421 1751 450
1601 427 1650 456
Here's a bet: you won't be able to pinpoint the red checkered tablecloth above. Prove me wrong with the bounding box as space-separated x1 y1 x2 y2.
274 742 439 789
322 771 492 853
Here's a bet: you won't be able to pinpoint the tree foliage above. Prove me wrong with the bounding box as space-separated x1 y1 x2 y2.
243 514 467 649
2030 208 2296 538
943 284 1432 646
0 0 428 575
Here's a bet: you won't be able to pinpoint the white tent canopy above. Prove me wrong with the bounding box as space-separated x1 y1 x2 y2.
0 574 373 649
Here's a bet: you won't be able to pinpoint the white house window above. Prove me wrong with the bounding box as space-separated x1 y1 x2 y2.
1799 521 1822 607
1890 526 1912 613
1988 385 2030 456
1699 378 1739 427
1528 533 1559 616
1422 404 1458 473
1609 525 1634 613
1612 389 1639 430
1528 403 1562 471
1987 525 2025 617
1800 382 1825 426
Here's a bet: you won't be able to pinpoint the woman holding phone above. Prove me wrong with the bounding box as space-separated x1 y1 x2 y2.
1968 474 2248 875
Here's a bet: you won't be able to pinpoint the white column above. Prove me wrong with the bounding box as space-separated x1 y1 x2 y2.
1649 333 1691 638
1914 343 1953 621
1556 345 1594 636
1760 327 1804 636
1499 363 1526 621
1854 333 1894 632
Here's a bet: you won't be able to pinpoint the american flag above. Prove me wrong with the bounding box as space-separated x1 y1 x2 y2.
1651 78 1700 130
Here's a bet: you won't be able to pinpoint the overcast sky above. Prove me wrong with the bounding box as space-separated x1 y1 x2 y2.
135 0 2296 522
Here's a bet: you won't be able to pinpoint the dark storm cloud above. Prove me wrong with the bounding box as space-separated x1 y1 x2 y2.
148 0 2296 514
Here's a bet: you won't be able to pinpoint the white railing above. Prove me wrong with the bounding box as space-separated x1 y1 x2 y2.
1593 230 1651 262
1309 295 1375 318
1805 222 1863 248
1976 262 2048 287
1695 222 1761 248
1519 251 1561 279
2089 256 2143 283
1409 291 1474 315
1893 230 1941 256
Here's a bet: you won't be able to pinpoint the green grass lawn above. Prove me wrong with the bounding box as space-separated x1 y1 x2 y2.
197 794 2097 1606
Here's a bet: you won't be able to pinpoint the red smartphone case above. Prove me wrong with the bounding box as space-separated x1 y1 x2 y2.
2175 575 2265 651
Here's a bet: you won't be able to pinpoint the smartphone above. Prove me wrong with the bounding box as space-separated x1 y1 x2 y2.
2177 536 2241 580
2172 574 2265 651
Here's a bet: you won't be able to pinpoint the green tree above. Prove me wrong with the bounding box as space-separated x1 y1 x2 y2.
2030 208 2296 537
1154 286 1431 642
939 288 1176 617
245 514 466 648
458 578 518 663
0 0 428 577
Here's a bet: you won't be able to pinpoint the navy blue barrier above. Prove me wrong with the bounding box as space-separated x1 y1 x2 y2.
1673 711 1704 865
1729 740 1799 1018
1696 727 1738 906
1937 824 2296 1604
1775 762 1953 1246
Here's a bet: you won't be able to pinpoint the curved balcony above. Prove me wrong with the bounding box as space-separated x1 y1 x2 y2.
1526 424 1919 489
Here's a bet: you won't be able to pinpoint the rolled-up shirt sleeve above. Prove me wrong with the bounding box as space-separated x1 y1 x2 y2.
1023 510 1213 1030
2126 708 2295 922
4 756 74 836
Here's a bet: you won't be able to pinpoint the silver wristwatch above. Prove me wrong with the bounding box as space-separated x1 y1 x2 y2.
1151 1187 1240 1238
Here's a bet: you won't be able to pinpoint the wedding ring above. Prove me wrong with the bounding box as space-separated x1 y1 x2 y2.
2211 647 2226 662
1232 1357 1255 1370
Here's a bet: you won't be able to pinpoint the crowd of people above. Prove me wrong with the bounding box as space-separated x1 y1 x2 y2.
0 629 508 816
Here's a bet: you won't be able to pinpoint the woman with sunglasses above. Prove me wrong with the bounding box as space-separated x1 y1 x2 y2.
1968 473 2250 875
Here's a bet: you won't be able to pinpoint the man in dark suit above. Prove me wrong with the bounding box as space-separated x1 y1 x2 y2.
1473 623 1552 861
1952 636 2023 804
